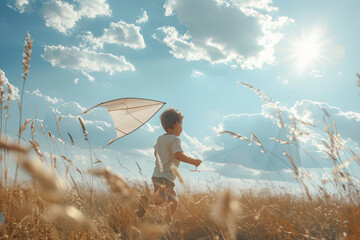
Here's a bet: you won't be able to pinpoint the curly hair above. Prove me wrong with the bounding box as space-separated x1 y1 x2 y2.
160 108 184 131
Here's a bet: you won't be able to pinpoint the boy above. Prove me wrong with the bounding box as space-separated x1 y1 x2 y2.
137 108 202 220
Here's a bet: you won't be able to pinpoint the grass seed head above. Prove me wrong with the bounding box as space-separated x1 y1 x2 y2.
78 116 88 139
44 205 95 231
22 33 33 80
68 132 75 146
212 189 241 239
19 118 32 136
39 123 46 136
89 167 132 198
0 138 29 154
48 131 55 142
61 155 72 163
21 158 66 202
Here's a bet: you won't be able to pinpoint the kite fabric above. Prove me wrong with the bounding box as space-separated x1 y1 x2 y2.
82 98 165 148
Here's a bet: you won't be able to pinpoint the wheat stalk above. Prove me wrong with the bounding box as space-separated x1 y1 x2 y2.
15 33 33 186
78 116 88 140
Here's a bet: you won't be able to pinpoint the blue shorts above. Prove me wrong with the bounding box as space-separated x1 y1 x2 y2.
151 177 178 202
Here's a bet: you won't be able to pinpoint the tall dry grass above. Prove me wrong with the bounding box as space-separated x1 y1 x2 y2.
0 34 359 240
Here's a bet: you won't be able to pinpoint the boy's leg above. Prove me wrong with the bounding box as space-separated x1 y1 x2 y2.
169 199 177 216
136 195 149 218
164 199 177 223
137 177 167 218
137 192 165 218
164 185 178 222
152 185 166 205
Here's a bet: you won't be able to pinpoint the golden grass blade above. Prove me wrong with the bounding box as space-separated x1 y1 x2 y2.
21 158 66 202
212 189 241 239
61 155 72 163
65 164 71 178
219 130 250 142
269 138 293 145
31 121 36 137
29 140 45 160
237 81 273 102
88 167 132 198
171 165 185 187
276 111 285 128
78 116 88 140
44 205 95 231
283 151 299 178
0 138 29 154
250 131 265 153
55 114 63 138
6 83 13 96
19 118 32 136
48 131 55 142
137 224 166 240
39 123 46 137
68 132 75 146
333 157 352 175
22 33 33 81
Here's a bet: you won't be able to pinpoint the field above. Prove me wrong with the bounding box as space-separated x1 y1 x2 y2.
0 34 360 240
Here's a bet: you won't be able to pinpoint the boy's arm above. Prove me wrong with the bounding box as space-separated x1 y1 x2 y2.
174 151 202 167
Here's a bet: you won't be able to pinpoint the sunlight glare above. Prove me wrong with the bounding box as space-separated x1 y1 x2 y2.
295 37 320 64
290 27 327 73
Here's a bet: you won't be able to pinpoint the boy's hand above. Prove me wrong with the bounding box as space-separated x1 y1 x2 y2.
193 159 202 167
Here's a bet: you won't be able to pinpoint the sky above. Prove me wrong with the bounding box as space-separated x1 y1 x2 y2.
1 0 360 193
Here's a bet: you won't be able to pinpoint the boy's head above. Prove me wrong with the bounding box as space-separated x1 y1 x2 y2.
160 108 184 134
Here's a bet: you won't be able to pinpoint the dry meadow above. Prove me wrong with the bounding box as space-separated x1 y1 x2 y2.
0 34 360 240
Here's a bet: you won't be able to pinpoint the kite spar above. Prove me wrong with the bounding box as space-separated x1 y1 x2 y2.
82 98 165 148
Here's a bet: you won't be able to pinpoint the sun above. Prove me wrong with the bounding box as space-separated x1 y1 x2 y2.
289 27 327 73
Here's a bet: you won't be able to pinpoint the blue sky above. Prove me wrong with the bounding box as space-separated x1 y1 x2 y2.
1 0 360 192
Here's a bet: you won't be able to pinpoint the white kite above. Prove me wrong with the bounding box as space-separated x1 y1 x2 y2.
83 98 165 148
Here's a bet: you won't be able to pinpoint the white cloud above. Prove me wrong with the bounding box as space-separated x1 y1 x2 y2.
153 26 218 62
136 9 149 24
54 102 112 129
231 0 278 12
212 121 224 133
309 70 325 78
156 0 293 69
96 126 105 131
75 0 111 18
210 98 360 179
74 78 79 84
56 101 86 114
182 131 223 159
277 76 289 85
0 69 20 100
42 0 111 34
7 0 29 13
42 1 81 34
27 88 63 104
191 70 204 78
73 153 88 165
81 20 146 50
42 45 135 81
142 123 161 132
136 148 154 157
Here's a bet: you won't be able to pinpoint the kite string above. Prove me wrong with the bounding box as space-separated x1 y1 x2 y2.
188 143 248 172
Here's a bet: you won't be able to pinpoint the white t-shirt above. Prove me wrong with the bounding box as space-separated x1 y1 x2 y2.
152 134 183 183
